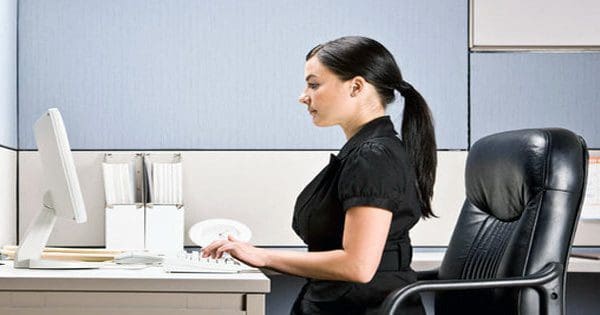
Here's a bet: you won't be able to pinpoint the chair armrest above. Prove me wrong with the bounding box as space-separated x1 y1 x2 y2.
416 268 439 281
380 262 563 315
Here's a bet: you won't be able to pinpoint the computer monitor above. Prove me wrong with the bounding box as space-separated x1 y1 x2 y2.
14 108 95 269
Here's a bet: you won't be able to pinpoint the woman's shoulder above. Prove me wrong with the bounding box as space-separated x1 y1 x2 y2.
339 136 411 178
350 136 407 160
337 136 413 203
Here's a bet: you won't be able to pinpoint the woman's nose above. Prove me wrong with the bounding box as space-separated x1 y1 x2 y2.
298 94 310 105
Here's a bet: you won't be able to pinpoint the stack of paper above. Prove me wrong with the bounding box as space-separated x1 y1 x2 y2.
150 162 182 205
1 245 121 262
102 162 136 205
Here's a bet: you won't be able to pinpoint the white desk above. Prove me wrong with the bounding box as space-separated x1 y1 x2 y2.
0 260 270 315
410 248 600 273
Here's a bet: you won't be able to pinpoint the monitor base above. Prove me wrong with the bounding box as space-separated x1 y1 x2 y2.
14 259 102 269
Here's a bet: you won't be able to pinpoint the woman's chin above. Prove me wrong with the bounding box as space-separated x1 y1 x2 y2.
309 112 334 127
311 116 324 126
312 118 333 127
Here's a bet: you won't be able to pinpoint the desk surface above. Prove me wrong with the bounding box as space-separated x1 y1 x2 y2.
0 260 270 293
410 248 600 273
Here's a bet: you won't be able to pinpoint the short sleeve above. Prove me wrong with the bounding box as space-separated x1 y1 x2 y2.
338 141 405 213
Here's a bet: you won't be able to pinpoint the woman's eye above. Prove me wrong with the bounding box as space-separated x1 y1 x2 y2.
308 83 319 89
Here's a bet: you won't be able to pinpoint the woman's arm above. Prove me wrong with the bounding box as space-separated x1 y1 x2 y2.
202 206 392 283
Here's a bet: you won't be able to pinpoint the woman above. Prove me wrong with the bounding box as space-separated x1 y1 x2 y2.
202 36 437 315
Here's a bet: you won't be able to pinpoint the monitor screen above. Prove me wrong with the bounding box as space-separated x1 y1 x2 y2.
33 108 86 222
14 108 93 269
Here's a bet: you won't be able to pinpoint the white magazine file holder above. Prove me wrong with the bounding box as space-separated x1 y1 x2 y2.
102 153 145 250
143 153 184 255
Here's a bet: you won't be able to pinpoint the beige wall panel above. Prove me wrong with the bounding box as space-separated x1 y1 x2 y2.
410 151 466 246
21 150 594 247
20 151 466 247
19 151 106 246
472 0 600 48
180 151 329 246
575 150 600 245
19 150 327 246
574 220 600 245
0 147 16 246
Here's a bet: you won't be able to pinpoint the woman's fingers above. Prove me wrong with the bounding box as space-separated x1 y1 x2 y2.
216 244 235 259
201 239 229 257
204 240 267 268
201 236 252 259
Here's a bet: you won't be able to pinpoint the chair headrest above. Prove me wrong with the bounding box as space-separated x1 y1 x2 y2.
466 128 586 221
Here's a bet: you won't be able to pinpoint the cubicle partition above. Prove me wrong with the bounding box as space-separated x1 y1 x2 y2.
14 0 600 247
0 0 17 150
0 0 17 247
17 0 468 151
7 0 600 314
16 0 469 247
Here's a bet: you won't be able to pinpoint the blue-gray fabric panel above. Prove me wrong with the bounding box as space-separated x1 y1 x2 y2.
18 0 467 150
471 53 600 148
0 0 17 149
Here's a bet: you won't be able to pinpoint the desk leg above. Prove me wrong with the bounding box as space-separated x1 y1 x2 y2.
246 294 265 315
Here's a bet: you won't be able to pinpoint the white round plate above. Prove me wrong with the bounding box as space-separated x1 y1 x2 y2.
188 219 252 247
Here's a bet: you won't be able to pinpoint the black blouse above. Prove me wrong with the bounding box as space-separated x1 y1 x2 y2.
291 116 424 314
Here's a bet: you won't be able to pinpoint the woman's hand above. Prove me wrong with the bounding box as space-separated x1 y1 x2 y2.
201 235 269 268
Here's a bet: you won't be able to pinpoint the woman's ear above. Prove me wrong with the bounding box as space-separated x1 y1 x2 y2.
349 76 366 97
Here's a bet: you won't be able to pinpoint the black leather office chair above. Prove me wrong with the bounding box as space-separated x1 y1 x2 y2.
381 128 588 315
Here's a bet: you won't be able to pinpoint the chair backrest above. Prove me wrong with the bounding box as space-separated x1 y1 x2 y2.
436 128 588 315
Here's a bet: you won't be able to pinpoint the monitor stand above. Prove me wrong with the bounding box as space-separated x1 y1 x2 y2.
14 192 100 269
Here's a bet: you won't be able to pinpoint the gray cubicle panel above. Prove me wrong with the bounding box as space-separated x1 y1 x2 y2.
18 0 468 150
0 0 17 149
470 52 600 148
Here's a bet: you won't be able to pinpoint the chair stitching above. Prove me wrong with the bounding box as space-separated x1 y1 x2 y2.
470 220 494 279
470 218 495 279
489 220 517 277
461 215 490 279
479 220 498 279
468 217 499 279
479 219 503 279
484 220 513 278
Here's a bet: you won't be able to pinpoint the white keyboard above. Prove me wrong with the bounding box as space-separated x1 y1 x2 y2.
162 251 255 273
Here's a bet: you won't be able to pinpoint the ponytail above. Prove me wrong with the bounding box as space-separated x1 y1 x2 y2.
397 81 437 218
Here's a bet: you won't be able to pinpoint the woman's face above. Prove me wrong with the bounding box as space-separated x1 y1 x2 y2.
299 57 354 127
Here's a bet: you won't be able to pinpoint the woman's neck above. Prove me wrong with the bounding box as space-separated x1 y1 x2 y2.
340 109 385 140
